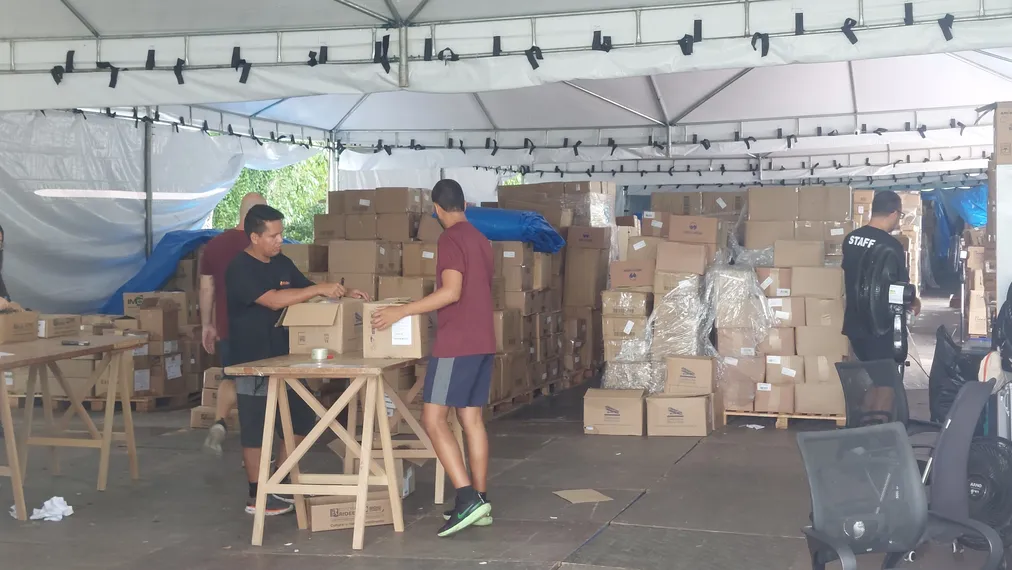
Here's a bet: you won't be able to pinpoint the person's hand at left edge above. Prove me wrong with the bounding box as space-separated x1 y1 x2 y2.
372 305 406 331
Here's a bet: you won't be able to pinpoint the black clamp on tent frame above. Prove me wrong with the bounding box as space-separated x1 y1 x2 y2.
437 48 459 63
751 33 770 57
374 35 391 73
677 34 694 56
841 18 859 44
525 46 543 70
592 31 612 52
938 13 955 41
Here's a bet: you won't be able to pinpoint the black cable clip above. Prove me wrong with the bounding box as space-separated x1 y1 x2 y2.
374 35 391 73
751 33 770 57
592 31 612 52
525 46 543 70
841 18 859 45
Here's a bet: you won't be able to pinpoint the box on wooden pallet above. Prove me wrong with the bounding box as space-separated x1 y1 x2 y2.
794 383 846 416
795 326 850 357
583 388 645 436
493 310 522 354
759 328 796 356
791 267 844 299
754 382 795 413
804 356 843 384
765 355 805 384
805 298 845 329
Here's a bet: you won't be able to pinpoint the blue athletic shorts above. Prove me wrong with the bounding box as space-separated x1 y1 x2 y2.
423 354 495 408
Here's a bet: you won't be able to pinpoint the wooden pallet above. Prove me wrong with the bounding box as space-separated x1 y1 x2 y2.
724 410 846 430
10 392 198 413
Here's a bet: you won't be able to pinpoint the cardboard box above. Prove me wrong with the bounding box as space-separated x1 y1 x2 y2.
378 276 434 302
532 253 552 290
805 298 845 329
824 221 854 245
306 491 396 532
363 301 432 358
794 383 846 415
773 240 825 268
37 314 82 339
666 215 719 244
491 277 507 311
190 406 239 430
615 226 640 261
766 297 805 327
651 192 702 215
583 388 645 436
754 383 795 413
327 191 344 214
640 212 669 237
804 356 843 384
653 272 700 297
665 356 716 396
564 248 609 308
375 187 424 213
506 290 544 315
996 102 1012 164
329 273 379 302
148 353 184 396
756 268 792 297
748 186 798 221
793 221 824 241
602 317 648 340
282 244 329 273
745 221 796 249
603 338 648 362
416 215 443 243
201 387 218 407
656 242 709 275
795 326 850 357
493 310 522 354
503 264 534 291
966 246 993 271
342 190 376 213
791 267 844 299
799 186 851 221
646 395 712 437
282 299 364 355
203 367 225 390
314 214 345 243
138 299 180 341
702 191 746 214
124 291 194 327
401 242 438 277
716 328 761 357
377 213 420 242
609 260 655 291
765 355 806 384
328 241 400 275
568 226 612 249
344 214 379 240
601 291 652 316
626 236 665 261
759 328 796 356
493 241 534 268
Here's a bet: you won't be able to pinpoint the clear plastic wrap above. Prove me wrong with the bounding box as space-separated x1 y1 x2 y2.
705 265 774 348
716 355 763 410
604 338 651 363
733 246 774 267
602 361 665 393
600 290 653 317
647 273 710 360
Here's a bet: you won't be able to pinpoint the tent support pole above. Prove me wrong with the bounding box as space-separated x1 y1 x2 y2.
328 133 337 197
949 52 1012 83
330 0 392 25
143 113 153 258
668 68 751 126
562 81 665 126
398 26 409 88
847 61 859 130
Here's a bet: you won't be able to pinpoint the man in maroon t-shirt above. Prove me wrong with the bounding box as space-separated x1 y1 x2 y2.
199 192 266 454
372 179 495 538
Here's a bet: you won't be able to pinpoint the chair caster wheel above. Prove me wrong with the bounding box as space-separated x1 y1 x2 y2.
952 540 964 555
903 551 916 563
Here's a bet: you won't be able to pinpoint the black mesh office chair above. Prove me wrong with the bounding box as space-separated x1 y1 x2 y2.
798 381 1004 570
929 325 987 423
836 359 941 436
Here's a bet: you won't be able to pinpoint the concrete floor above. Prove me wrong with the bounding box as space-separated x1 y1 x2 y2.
0 298 996 570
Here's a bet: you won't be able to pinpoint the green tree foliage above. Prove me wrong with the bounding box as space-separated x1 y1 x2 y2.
211 153 329 243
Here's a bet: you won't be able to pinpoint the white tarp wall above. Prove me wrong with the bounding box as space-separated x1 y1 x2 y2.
0 112 318 313
336 159 506 203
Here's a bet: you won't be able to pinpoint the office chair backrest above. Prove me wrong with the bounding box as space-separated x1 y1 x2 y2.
798 422 928 553
836 360 910 428
928 325 968 422
928 379 995 522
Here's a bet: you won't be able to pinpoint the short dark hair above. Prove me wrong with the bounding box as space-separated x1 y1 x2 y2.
871 190 903 216
244 204 284 237
432 179 466 212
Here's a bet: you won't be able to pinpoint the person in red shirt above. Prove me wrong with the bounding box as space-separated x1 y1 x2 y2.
372 179 495 537
199 192 266 454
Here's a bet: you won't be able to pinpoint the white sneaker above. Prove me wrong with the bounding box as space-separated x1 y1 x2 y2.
203 423 226 455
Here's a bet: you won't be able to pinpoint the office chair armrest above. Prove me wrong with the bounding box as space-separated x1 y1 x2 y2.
907 419 943 436
927 511 1005 570
802 526 859 570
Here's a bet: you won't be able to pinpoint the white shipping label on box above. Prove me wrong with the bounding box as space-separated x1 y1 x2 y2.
716 197 727 209
724 357 739 366
163 340 179 353
774 311 791 320
623 320 635 334
857 205 866 214
643 211 656 219
503 251 515 258
766 355 781 364
651 220 663 228
830 228 845 236
390 317 413 346
782 367 797 378
166 354 183 379
359 199 371 206
133 345 149 356
379 246 386 255
633 240 646 251
760 277 773 290
385 394 395 417
776 288 792 296
768 298 783 308
741 348 756 356
134 369 151 392
422 251 435 259
757 382 773 392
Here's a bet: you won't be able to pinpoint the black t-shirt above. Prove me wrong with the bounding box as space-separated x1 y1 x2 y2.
225 251 314 366
841 225 909 339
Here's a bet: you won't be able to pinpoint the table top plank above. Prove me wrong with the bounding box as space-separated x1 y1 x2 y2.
0 335 147 372
225 353 419 378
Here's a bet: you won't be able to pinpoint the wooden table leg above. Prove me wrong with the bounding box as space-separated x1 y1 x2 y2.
251 377 280 547
0 373 27 521
97 355 120 491
277 379 307 531
38 364 60 476
376 382 405 533
352 376 379 550
117 352 139 480
17 365 38 478
48 362 101 441
343 388 359 475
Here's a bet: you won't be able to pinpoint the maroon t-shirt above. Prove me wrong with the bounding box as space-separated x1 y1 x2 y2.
431 222 496 357
198 229 250 340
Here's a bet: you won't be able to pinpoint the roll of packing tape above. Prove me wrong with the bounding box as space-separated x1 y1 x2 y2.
310 347 330 361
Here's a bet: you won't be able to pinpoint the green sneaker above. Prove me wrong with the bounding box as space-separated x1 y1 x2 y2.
443 504 493 526
437 497 492 537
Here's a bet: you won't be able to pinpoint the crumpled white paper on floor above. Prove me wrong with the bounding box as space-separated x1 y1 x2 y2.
743 424 765 430
9 496 74 521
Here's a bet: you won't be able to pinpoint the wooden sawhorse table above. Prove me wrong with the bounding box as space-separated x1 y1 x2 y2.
226 354 442 550
0 334 146 520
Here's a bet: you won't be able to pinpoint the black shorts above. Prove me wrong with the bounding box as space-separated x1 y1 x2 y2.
237 389 316 448
217 340 236 381
423 354 494 408
848 333 897 362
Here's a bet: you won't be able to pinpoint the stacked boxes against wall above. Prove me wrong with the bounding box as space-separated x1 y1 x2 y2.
965 233 998 338
718 186 850 418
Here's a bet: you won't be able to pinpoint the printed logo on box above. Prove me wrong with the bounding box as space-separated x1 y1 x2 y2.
667 407 684 419
679 367 696 380
604 406 620 418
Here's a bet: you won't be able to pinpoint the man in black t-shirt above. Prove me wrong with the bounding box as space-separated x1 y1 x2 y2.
226 204 369 516
841 190 921 361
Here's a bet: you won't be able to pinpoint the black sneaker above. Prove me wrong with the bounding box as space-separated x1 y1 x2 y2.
438 495 492 537
245 494 295 516
443 492 492 526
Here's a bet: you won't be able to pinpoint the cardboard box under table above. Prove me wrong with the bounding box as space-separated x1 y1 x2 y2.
0 334 146 521
225 353 441 550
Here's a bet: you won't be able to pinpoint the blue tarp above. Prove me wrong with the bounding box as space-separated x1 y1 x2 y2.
99 206 564 314
938 184 988 229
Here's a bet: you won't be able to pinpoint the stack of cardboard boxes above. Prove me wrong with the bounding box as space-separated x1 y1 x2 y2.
965 236 998 337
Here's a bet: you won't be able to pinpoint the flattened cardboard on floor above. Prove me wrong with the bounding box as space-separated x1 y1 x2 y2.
282 299 364 355
583 388 645 436
554 489 614 504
